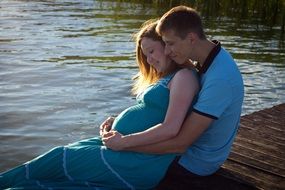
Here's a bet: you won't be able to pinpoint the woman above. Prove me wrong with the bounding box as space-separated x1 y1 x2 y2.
0 20 198 190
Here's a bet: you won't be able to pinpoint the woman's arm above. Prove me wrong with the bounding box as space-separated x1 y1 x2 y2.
103 69 199 150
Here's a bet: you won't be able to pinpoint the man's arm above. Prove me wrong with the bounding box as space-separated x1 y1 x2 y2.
102 69 198 150
124 111 213 154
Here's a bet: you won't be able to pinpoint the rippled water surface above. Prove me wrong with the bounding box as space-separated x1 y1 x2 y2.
0 0 284 171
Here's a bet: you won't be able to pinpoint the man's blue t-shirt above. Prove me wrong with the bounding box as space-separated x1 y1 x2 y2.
179 41 244 176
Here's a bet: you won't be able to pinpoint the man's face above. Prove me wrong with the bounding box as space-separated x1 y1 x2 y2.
161 29 192 64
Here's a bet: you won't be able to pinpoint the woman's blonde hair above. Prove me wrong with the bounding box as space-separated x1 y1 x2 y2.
132 19 179 95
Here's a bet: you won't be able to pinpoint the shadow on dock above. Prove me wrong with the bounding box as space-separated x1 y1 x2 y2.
218 103 285 190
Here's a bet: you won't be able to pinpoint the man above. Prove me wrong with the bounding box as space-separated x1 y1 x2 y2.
102 5 244 189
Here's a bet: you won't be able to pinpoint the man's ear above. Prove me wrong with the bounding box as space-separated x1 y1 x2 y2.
186 32 198 44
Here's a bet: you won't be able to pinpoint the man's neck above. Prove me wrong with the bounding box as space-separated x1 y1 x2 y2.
196 40 216 67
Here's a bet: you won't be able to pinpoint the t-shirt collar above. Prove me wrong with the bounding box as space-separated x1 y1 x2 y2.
195 40 221 75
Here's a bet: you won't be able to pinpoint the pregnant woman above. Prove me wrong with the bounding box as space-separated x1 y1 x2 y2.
0 19 198 190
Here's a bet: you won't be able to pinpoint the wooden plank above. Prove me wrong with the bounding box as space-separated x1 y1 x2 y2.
221 104 285 190
222 160 285 190
229 149 285 177
234 136 284 161
237 126 285 145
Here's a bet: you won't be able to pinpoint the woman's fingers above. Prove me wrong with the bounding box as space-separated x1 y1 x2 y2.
99 116 115 135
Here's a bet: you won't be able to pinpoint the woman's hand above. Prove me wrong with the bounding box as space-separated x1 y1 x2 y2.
99 116 115 136
102 131 128 151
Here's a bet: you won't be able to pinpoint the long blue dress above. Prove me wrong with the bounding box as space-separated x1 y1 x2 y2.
0 73 178 190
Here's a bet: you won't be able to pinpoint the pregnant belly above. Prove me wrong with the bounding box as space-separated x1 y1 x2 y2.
112 104 166 135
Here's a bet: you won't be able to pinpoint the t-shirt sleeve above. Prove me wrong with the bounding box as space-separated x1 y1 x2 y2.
193 79 232 119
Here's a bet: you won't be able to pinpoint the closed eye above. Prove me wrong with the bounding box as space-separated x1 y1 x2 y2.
166 42 174 46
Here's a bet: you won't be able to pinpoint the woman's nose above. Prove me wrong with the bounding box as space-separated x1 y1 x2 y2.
147 56 154 65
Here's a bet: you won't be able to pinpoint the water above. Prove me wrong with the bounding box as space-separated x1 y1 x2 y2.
0 0 284 172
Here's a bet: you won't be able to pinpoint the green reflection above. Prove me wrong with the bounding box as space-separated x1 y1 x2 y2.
48 55 132 62
99 0 284 37
98 0 284 66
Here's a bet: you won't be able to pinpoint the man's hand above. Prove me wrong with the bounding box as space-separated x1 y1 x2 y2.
99 116 115 136
102 131 128 151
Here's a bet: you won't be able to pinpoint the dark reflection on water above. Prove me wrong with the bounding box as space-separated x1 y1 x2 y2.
0 0 284 172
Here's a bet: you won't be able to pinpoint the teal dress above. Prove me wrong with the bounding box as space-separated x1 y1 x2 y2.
0 73 178 190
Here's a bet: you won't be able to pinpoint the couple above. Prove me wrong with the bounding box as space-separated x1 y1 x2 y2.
0 5 244 190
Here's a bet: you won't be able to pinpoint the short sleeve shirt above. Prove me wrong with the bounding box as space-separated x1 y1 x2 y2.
179 41 244 176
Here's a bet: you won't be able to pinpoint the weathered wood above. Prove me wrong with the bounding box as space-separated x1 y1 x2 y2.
220 160 285 190
156 104 285 189
221 103 285 190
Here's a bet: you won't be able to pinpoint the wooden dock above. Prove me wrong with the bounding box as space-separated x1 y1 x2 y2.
219 103 285 190
157 104 284 189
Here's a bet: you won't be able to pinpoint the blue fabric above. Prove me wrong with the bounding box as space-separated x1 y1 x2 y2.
179 47 244 176
0 74 177 190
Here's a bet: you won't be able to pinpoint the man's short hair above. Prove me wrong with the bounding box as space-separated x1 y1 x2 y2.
156 5 206 39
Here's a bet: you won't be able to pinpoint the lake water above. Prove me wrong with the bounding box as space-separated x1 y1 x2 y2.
0 0 284 172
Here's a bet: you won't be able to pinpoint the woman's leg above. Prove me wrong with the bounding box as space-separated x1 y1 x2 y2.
0 146 66 188
0 137 105 188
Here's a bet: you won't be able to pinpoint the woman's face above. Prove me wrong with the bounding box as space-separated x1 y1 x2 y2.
141 37 172 73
